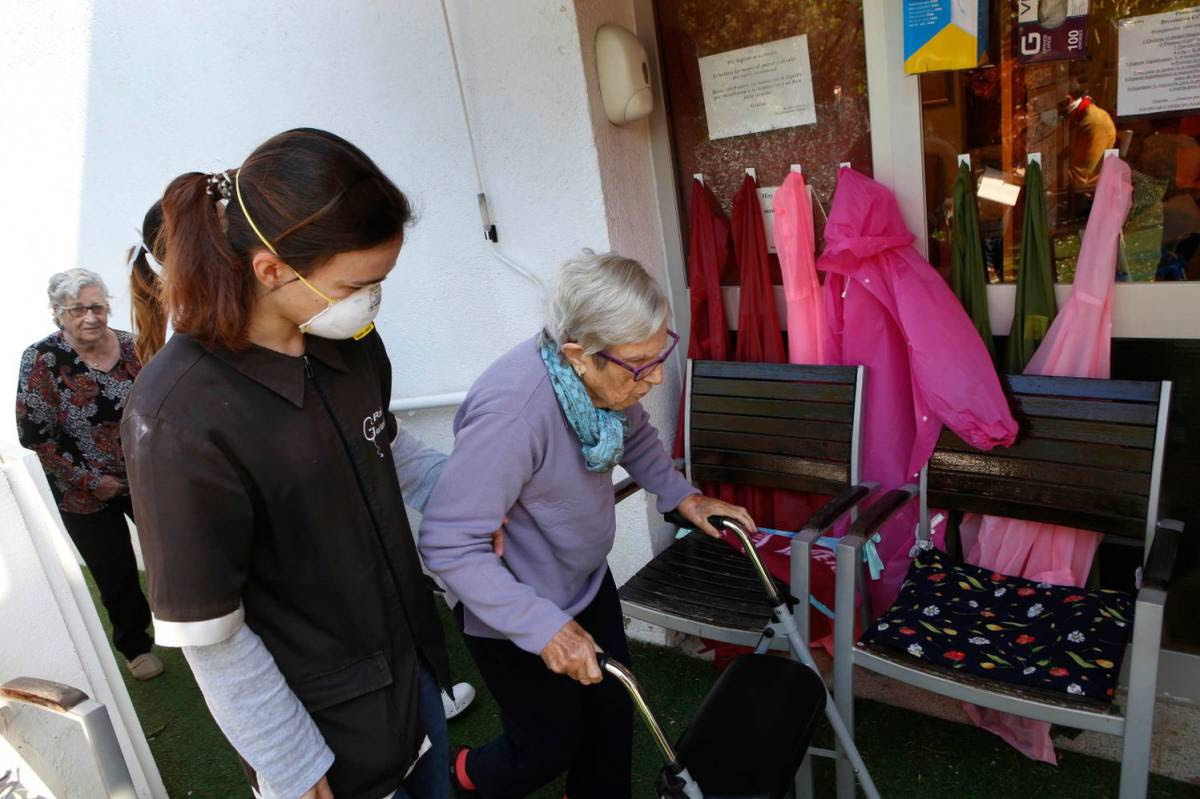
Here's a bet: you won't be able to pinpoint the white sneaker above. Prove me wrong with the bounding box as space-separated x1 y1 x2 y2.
442 682 476 720
126 653 164 681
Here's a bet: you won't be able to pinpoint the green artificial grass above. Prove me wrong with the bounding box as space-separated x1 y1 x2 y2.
86 572 1199 798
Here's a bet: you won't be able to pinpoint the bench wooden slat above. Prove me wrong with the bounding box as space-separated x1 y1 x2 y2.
691 395 854 423
694 360 858 384
1020 416 1157 449
925 490 1147 540
692 376 855 404
927 471 1148 522
646 538 769 590
692 463 847 496
692 448 848 483
929 450 1151 496
935 430 1153 473
691 429 851 463
1005 374 1161 403
638 560 777 603
633 568 777 617
620 583 768 631
691 413 852 443
1011 395 1158 426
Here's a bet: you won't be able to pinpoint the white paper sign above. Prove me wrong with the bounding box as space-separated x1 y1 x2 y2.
758 186 778 253
757 184 820 255
699 35 817 141
1117 7 1200 118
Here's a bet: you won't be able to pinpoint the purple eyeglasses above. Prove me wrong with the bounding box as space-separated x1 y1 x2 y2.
595 330 680 382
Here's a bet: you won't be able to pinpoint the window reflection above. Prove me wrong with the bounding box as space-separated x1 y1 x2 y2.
921 1 1200 284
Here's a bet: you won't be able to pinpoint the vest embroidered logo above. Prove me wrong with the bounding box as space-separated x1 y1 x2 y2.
363 408 386 458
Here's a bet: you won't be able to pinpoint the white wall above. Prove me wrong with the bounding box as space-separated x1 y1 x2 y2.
0 0 683 679
573 0 685 584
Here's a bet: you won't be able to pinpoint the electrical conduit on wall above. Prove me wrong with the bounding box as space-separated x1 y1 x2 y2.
389 0 553 413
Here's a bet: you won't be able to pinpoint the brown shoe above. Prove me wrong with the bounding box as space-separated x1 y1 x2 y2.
127 653 164 681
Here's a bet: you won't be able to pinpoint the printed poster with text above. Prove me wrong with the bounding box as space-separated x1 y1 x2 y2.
1117 7 1200 117
698 35 817 141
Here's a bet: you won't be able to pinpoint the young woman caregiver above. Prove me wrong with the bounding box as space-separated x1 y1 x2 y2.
123 128 454 799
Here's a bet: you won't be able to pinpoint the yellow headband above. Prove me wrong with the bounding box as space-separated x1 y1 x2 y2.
234 168 278 256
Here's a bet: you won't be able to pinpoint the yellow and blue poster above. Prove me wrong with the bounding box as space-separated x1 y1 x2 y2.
903 0 989 74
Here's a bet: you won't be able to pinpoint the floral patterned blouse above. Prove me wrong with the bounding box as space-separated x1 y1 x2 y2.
16 329 141 514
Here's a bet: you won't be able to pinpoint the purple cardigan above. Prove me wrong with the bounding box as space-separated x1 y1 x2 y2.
418 335 698 654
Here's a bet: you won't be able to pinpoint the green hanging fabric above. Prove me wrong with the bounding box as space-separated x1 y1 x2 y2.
1006 159 1057 373
950 162 995 360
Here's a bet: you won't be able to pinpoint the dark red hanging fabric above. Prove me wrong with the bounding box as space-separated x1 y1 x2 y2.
672 178 732 461
732 173 786 364
687 177 731 362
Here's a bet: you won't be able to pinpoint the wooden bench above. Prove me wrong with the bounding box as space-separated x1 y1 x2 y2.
618 359 872 649
829 374 1183 799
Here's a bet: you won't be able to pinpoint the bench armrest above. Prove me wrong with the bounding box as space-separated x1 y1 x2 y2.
1142 519 1183 593
848 484 919 539
613 475 641 503
800 482 878 537
614 459 687 504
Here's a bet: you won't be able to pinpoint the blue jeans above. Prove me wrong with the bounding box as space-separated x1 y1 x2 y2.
392 661 449 799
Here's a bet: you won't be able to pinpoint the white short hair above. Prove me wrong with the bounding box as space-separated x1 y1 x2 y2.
544 250 669 356
48 268 110 309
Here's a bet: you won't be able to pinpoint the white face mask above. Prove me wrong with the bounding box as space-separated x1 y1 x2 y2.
293 271 382 340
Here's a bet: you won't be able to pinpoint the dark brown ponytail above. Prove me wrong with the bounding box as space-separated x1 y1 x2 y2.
161 128 413 351
129 201 168 364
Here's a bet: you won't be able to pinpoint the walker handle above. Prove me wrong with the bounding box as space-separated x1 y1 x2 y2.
596 652 679 765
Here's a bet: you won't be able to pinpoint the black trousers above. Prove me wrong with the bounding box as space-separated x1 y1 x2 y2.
60 496 153 661
460 570 633 799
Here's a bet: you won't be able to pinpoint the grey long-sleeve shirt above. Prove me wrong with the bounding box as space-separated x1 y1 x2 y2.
181 424 445 799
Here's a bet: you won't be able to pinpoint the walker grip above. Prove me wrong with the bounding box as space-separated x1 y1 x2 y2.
663 509 731 533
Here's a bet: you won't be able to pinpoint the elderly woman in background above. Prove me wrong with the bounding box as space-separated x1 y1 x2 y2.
16 269 162 680
420 252 754 799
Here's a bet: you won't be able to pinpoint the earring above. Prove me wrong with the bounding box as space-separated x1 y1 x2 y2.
574 365 586 376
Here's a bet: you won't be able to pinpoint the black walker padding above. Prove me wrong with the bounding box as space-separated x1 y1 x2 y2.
671 653 826 799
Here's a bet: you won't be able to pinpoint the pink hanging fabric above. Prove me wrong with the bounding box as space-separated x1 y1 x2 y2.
818 168 1018 613
961 155 1133 764
773 171 824 364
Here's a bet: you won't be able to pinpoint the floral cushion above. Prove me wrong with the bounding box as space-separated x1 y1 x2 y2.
859 548 1134 702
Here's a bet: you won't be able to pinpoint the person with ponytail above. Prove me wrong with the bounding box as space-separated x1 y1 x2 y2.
122 129 456 799
128 201 169 365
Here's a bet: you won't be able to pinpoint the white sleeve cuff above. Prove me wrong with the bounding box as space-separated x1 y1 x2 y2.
153 604 244 647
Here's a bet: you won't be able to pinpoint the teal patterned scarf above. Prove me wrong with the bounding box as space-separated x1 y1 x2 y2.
539 335 628 472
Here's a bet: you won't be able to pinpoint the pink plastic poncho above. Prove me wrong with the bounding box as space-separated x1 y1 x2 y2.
818 168 1018 613
960 155 1133 764
774 171 824 364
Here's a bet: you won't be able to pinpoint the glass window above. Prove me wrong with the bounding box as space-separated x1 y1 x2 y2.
656 0 873 284
920 1 1200 284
